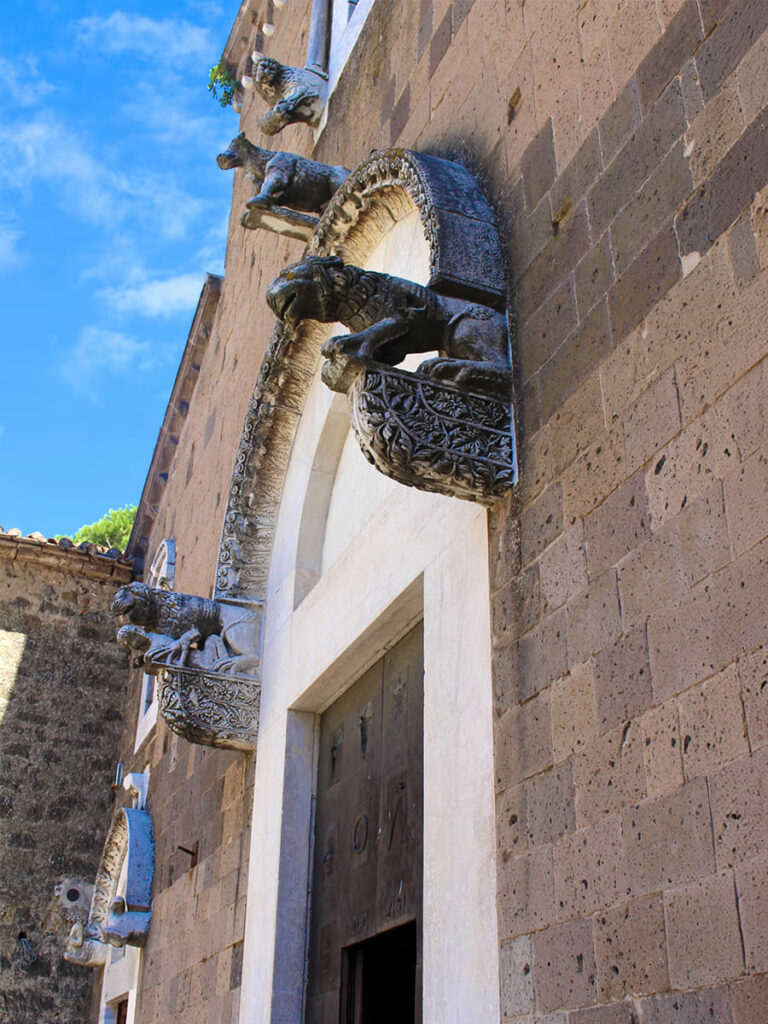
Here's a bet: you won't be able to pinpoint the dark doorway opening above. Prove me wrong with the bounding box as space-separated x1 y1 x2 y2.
342 921 417 1024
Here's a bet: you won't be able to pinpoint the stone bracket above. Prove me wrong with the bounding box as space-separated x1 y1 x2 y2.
63 807 154 968
348 361 517 504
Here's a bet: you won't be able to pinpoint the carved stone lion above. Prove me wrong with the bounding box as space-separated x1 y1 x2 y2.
112 583 259 677
217 133 348 216
246 57 325 135
265 256 512 398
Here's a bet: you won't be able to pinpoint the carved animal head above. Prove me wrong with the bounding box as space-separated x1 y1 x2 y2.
254 56 281 91
266 255 352 327
216 131 261 171
112 582 154 626
54 879 94 925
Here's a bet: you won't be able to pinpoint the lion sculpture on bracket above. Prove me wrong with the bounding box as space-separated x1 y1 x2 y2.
112 583 263 752
266 251 516 504
217 133 349 241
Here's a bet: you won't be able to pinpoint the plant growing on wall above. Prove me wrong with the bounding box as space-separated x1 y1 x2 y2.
208 60 238 107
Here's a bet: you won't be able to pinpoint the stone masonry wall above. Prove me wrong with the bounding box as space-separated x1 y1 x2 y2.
481 2 768 1022
0 536 131 1024
119 0 768 1021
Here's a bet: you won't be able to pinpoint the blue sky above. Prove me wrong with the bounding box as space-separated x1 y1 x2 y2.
0 1 240 537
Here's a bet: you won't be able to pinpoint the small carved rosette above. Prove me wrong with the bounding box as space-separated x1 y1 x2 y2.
159 666 261 752
349 362 516 504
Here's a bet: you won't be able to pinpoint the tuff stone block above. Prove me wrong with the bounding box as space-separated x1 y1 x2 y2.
599 236 736 424
639 700 684 798
540 523 589 612
497 783 528 857
679 663 748 778
589 81 686 239
728 211 761 287
622 777 715 896
724 448 768 556
517 278 578 385
553 814 625 919
551 661 599 762
575 233 615 319
517 609 569 702
550 375 606 476
428 6 452 77
598 79 642 168
636 0 702 113
649 536 768 701
695 0 768 102
735 853 768 972
664 871 744 988
622 367 681 475
710 744 768 868
573 721 646 828
639 987 733 1024
604 0 661 90
540 299 613 422
570 1002 638 1024
593 627 652 735
675 106 768 259
516 201 591 324
551 130 603 220
730 973 768 1024
584 473 651 580
533 918 598 1012
567 569 622 667
608 224 682 344
737 23 768 124
644 403 737 532
610 141 693 276
522 119 556 212
594 893 669 1000
521 482 563 565
562 423 627 526
617 528 684 631
499 934 535 1017
676 481 732 587
497 845 556 937
526 761 576 848
685 81 746 188
738 645 768 750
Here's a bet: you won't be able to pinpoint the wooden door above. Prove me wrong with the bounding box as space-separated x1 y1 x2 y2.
306 624 423 1024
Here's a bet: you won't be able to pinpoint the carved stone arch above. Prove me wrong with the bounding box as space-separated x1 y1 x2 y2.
63 807 154 967
215 147 508 602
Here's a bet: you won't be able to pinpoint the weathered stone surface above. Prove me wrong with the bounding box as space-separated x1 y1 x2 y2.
594 893 669 1000
664 871 744 988
0 541 131 1023
533 918 598 1012
622 778 715 895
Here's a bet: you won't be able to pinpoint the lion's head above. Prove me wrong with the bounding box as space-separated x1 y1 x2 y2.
216 131 250 170
112 582 154 626
266 255 353 327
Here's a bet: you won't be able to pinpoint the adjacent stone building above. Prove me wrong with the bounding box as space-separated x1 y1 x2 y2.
55 1 768 1022
0 531 131 1023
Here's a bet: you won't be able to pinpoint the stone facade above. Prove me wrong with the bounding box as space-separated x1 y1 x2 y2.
83 0 768 1021
0 532 131 1023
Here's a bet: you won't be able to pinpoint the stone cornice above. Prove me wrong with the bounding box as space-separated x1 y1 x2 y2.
0 532 133 583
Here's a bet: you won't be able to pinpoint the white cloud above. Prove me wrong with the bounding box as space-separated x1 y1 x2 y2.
60 326 160 393
75 12 212 61
0 219 23 271
0 115 206 238
100 272 204 317
0 56 53 108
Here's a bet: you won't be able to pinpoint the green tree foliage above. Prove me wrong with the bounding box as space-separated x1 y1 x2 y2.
68 504 137 550
208 60 238 107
